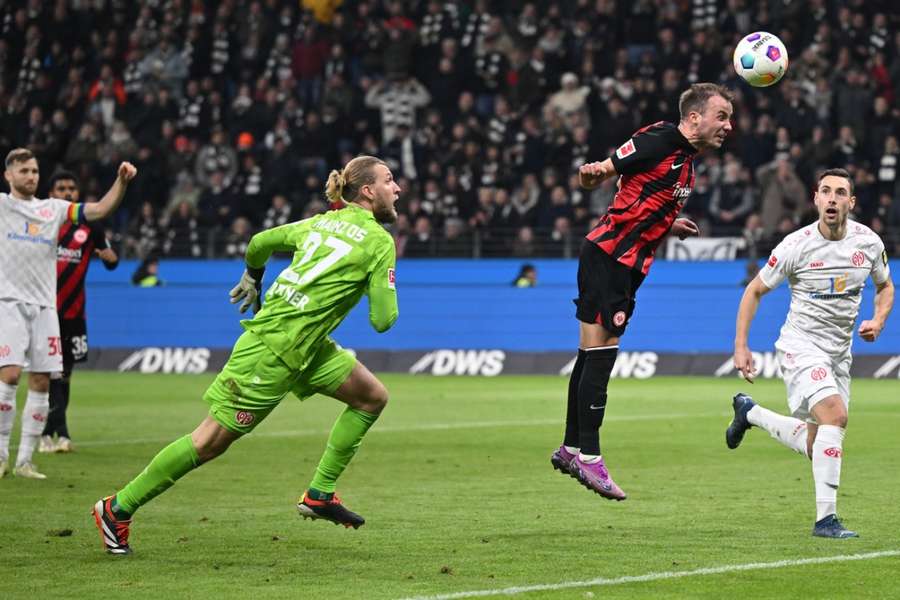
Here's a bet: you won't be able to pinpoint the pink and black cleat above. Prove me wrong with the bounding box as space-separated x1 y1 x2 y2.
571 456 627 501
550 445 578 477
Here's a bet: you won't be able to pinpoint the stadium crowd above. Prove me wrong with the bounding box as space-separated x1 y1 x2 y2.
1 0 898 259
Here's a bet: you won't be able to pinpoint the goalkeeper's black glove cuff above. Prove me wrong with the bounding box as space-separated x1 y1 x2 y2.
246 265 265 282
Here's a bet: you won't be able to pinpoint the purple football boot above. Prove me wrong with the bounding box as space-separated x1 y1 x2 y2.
571 456 627 501
550 445 577 477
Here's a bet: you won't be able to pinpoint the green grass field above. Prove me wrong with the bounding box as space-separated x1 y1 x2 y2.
2 373 899 599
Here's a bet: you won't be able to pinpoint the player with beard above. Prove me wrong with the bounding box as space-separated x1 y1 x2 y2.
92 156 401 554
550 83 734 500
727 168 894 538
0 148 135 480
39 171 119 454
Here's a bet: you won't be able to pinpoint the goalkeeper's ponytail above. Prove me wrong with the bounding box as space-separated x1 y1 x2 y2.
325 155 387 205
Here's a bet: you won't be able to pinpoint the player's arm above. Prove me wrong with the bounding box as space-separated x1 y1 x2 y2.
90 226 119 270
859 278 894 342
734 275 774 383
83 162 137 222
229 223 300 313
578 159 616 190
366 240 398 333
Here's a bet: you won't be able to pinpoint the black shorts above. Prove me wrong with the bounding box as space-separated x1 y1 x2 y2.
574 241 646 336
60 318 88 371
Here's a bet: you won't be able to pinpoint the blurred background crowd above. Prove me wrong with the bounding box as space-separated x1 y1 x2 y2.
1 0 898 259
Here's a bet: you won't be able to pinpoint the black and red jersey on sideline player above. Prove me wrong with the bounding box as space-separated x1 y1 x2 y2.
586 121 697 275
56 221 116 320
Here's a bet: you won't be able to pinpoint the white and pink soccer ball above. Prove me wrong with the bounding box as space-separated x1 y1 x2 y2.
733 32 789 87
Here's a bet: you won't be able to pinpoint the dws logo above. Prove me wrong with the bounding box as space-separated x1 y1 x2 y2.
559 352 658 379
410 350 506 376
118 347 211 374
715 352 781 378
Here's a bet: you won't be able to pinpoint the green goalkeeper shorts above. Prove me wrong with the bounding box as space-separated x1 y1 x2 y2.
203 330 357 434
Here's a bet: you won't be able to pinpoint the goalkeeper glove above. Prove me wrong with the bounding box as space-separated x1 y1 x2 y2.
229 266 265 314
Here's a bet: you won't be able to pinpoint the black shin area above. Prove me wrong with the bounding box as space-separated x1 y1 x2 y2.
577 347 618 455
563 350 587 448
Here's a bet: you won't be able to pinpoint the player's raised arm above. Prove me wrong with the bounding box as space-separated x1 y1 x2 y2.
859 278 894 342
83 162 137 221
734 275 773 382
578 158 616 190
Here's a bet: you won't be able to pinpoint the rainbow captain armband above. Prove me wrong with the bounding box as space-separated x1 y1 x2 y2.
68 203 86 224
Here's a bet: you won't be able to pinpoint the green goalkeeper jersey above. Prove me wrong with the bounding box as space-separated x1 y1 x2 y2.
241 204 398 371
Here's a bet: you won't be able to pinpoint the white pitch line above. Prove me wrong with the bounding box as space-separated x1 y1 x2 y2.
33 411 720 449
397 550 900 600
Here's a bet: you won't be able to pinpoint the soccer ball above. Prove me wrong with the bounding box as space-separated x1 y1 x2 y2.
733 32 789 87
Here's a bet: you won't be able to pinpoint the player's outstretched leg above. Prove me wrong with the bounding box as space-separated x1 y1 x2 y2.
725 392 755 449
812 514 858 539
299 360 386 528
91 431 207 554
551 349 585 477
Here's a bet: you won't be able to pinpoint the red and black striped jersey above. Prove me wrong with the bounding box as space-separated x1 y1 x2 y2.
56 222 112 320
586 121 697 275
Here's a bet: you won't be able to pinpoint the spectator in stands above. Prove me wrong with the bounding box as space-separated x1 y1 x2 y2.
364 75 431 143
404 215 434 257
709 156 755 236
195 124 238 189
757 158 808 237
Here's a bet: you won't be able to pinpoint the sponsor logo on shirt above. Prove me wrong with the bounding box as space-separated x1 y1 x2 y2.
38 208 52 219
767 255 778 267
851 251 865 267
672 184 692 201
58 247 83 263
388 268 395 289
7 222 55 246
615 139 636 159
809 261 824 268
235 411 255 426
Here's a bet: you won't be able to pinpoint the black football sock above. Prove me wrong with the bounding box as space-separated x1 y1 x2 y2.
577 346 618 456
44 378 65 437
56 378 71 439
563 349 587 448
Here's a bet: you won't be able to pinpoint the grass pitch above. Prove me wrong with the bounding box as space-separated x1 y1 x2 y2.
2 373 899 599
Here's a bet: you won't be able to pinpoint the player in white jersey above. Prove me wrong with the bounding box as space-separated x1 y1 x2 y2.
726 168 894 539
0 148 136 479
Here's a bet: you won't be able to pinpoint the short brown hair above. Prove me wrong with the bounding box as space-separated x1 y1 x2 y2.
325 155 387 204
817 167 854 195
5 148 35 168
678 83 734 120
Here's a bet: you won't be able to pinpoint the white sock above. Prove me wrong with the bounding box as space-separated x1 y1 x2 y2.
0 381 17 461
16 389 49 467
747 405 808 456
578 453 602 463
812 424 845 522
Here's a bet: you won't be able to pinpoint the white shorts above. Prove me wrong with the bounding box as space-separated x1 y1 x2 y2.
776 342 850 423
0 300 63 373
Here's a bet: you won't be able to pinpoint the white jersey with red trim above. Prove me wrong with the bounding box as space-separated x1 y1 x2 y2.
0 193 76 307
759 220 891 358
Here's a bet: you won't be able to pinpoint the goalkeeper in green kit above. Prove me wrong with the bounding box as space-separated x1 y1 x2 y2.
92 156 400 554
